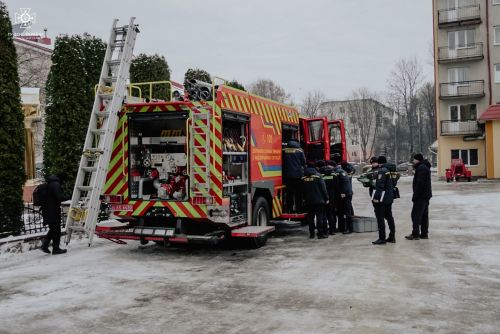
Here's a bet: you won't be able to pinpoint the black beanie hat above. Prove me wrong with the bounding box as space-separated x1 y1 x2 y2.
316 160 325 168
413 153 424 161
377 156 387 164
369 157 377 163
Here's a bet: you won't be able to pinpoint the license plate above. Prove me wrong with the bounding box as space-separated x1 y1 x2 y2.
110 204 134 211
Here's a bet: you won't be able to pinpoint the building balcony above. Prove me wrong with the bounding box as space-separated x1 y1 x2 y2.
439 80 485 100
438 5 481 27
438 43 483 63
440 119 482 136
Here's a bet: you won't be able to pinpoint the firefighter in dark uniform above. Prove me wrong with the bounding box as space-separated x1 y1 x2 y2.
283 139 306 213
318 160 337 235
302 162 329 239
370 156 396 245
333 153 355 217
333 162 353 234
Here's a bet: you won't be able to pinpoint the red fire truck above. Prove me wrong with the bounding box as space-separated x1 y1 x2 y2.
95 81 346 247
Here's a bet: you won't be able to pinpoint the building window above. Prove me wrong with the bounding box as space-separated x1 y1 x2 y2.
449 104 477 120
448 29 475 49
495 26 500 45
494 0 500 5
451 149 478 166
495 64 500 83
448 67 469 82
352 151 357 157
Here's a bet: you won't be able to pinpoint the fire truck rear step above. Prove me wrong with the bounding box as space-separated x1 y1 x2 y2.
231 226 275 238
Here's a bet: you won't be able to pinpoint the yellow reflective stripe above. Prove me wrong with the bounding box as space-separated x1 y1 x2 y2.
184 203 200 218
234 95 243 111
168 202 185 216
133 201 149 215
228 93 236 110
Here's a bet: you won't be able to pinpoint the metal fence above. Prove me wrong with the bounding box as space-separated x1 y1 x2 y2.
439 80 484 99
441 120 481 136
438 4 480 25
20 203 66 235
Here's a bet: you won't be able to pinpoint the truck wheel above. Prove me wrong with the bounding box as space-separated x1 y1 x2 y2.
252 197 270 227
249 197 270 248
446 178 450 183
468 177 471 182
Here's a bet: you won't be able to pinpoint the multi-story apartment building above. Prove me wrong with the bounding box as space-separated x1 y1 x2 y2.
433 0 500 179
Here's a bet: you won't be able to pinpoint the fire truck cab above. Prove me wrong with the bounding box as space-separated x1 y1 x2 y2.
96 81 346 248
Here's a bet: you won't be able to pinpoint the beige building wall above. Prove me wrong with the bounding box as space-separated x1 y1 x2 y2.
438 136 486 175
486 121 500 178
14 38 52 170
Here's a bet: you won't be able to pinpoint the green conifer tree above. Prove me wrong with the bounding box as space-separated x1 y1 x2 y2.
0 1 26 235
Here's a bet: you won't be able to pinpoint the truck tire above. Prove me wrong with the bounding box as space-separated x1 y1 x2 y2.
252 197 270 227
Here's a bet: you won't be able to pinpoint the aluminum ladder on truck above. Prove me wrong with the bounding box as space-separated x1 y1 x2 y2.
189 108 213 205
65 18 139 246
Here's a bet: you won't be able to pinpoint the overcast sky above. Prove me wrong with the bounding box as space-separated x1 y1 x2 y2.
6 0 433 103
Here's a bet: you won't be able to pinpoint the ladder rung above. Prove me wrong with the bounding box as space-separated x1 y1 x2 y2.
90 129 106 135
103 77 117 83
107 59 121 66
69 226 86 232
95 111 110 117
84 148 104 154
81 167 97 172
77 186 94 192
114 27 127 33
99 93 114 100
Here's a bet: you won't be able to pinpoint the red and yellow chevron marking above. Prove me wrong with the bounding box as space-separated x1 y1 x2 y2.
103 115 128 196
206 102 223 205
217 86 300 135
115 200 208 218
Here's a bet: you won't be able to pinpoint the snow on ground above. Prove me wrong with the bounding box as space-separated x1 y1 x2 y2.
0 178 500 334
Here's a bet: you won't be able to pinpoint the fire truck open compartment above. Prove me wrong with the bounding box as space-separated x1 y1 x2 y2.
222 113 249 223
128 112 189 201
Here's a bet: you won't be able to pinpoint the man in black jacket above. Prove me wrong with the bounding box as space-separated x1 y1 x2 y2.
283 139 306 213
319 160 337 235
333 163 353 234
302 163 329 239
370 156 396 245
41 173 69 255
406 153 432 240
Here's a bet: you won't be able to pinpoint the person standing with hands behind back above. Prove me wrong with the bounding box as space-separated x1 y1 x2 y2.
406 153 432 240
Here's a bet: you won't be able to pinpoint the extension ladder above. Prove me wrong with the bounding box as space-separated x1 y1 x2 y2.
65 18 139 246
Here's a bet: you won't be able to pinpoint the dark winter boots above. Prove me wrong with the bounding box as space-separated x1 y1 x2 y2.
40 239 50 254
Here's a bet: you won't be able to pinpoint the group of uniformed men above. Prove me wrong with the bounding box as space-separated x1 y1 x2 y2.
283 139 355 239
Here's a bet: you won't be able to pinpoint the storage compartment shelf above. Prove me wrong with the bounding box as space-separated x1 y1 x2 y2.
223 152 247 156
223 181 247 188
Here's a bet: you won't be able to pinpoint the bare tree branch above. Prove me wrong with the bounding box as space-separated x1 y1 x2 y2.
248 79 291 104
300 90 325 118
